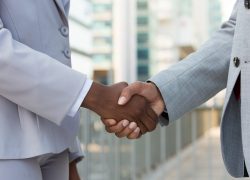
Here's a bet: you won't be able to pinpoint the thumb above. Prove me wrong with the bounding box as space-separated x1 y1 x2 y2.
118 82 143 105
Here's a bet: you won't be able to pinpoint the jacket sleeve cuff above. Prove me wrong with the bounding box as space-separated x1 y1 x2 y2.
68 137 85 163
69 151 84 163
159 110 170 126
67 79 93 117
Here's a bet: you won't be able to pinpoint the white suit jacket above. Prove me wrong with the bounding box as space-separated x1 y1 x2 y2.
0 0 86 161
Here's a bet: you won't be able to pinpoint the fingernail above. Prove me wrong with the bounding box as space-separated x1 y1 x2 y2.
118 97 126 105
122 120 129 127
134 127 140 133
108 119 116 126
129 122 136 129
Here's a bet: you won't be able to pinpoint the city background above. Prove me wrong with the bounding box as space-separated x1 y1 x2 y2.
68 0 238 179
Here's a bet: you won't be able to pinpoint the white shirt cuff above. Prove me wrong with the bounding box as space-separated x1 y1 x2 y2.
67 79 93 117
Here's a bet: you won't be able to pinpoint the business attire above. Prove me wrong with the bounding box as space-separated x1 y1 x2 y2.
0 150 69 180
150 0 250 178
0 0 91 179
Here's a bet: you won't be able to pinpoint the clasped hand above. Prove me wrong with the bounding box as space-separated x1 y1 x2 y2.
82 81 165 139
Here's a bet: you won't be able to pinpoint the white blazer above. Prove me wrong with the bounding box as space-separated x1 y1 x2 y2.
0 0 85 161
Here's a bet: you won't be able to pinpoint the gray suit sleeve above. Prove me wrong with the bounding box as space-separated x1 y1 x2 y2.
0 18 86 125
150 0 239 125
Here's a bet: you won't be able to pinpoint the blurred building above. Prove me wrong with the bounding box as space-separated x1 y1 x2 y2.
69 0 222 85
92 0 113 84
148 0 222 75
208 0 222 35
69 0 93 77
137 0 150 81
148 0 180 75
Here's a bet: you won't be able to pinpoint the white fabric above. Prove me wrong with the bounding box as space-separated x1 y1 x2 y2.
61 0 68 5
68 79 93 117
0 151 69 180
0 0 84 160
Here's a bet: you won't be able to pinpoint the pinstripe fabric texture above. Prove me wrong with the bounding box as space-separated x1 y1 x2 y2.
150 0 250 177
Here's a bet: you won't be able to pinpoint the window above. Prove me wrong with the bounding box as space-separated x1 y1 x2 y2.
137 16 148 26
137 65 149 75
137 1 148 10
93 54 112 62
137 49 149 59
93 70 109 85
94 4 112 12
93 21 112 28
94 37 112 45
137 33 148 44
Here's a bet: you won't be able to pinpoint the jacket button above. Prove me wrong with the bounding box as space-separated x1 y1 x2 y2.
63 49 71 59
233 57 240 67
245 0 250 9
60 26 69 37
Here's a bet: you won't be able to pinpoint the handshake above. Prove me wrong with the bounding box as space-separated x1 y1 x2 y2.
81 81 165 139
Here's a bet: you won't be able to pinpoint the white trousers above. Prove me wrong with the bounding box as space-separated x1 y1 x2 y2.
0 150 69 180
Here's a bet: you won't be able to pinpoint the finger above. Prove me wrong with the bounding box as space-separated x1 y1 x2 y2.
101 118 117 126
105 126 113 133
115 122 138 138
112 82 128 89
118 82 144 105
141 107 158 132
127 127 141 139
146 107 159 124
140 108 158 132
136 119 148 134
105 120 129 134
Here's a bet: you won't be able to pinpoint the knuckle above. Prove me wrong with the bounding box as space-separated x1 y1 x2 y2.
122 87 132 97
140 128 147 135
105 127 112 133
115 133 124 138
127 135 136 139
149 124 157 132
134 81 144 88
120 81 128 87
133 81 141 86
102 120 109 126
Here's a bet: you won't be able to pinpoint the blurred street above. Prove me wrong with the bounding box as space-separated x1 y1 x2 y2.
143 127 242 180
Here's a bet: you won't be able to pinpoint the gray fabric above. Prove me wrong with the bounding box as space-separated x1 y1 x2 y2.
150 0 250 177
0 150 69 180
0 0 84 160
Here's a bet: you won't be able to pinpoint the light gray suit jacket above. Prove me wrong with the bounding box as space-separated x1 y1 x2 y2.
151 0 250 177
0 0 86 161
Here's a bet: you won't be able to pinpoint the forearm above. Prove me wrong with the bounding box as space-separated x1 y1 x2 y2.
69 160 81 180
82 82 158 133
150 0 239 123
0 19 86 125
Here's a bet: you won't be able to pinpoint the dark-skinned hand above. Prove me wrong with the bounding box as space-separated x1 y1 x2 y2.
69 160 81 180
81 82 158 134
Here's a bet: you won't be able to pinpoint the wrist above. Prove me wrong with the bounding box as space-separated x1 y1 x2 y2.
148 82 165 115
69 160 80 180
82 82 104 111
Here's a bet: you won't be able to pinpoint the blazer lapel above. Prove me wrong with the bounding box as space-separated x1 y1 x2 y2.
53 0 68 25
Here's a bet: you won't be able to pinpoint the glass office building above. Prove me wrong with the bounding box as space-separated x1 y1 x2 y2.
92 0 113 84
208 0 222 35
69 0 93 77
137 0 150 81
